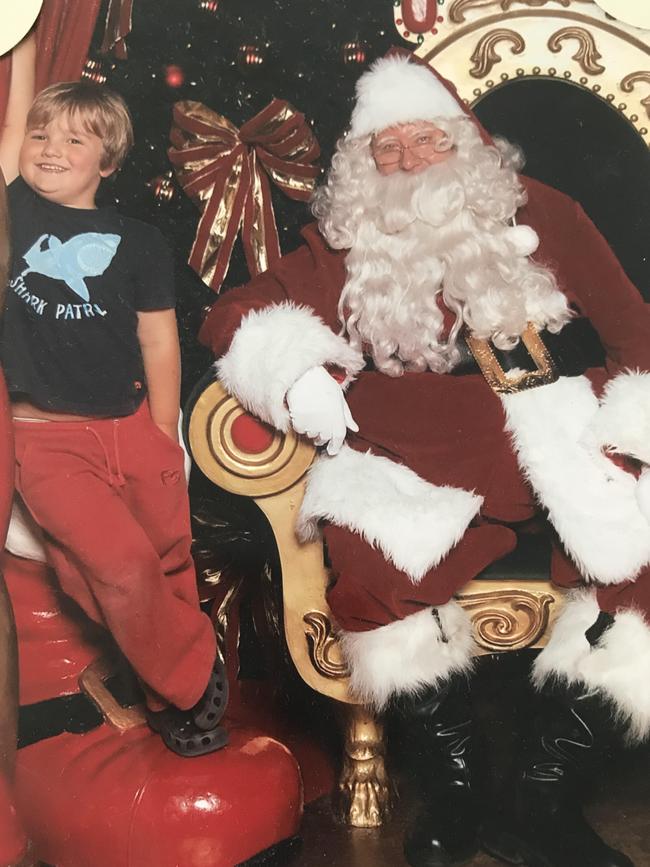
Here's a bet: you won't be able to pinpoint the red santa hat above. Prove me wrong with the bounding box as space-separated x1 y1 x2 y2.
349 54 468 139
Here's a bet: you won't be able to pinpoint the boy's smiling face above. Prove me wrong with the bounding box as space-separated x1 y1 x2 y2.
19 112 115 209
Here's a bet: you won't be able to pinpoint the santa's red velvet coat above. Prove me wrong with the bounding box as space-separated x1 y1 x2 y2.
199 148 650 738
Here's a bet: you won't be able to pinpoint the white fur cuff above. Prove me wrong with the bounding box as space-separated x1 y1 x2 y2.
502 375 650 585
296 445 483 582
533 592 650 744
216 302 364 431
339 602 475 709
588 369 650 465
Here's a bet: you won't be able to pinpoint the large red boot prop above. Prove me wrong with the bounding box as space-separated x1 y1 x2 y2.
5 553 305 867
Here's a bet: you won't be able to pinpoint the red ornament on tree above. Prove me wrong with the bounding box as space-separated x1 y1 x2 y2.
81 58 107 85
165 65 185 88
341 40 367 66
147 171 177 203
238 43 265 69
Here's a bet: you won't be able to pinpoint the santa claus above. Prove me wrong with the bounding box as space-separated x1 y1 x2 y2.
199 54 649 867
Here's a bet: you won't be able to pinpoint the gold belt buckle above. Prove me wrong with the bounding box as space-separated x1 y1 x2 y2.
79 658 147 731
465 323 559 395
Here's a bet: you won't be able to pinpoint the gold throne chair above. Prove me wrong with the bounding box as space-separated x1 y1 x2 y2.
188 381 560 829
189 0 650 829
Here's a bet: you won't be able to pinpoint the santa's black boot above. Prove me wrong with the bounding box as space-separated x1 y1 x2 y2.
481 685 634 867
397 674 479 867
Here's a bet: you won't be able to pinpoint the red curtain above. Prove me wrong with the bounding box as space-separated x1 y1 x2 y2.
0 0 102 128
34 0 102 94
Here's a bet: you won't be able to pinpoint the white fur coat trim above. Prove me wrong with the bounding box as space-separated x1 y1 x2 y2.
339 602 475 708
216 302 364 431
533 592 650 744
501 375 650 585
587 369 650 465
296 444 483 582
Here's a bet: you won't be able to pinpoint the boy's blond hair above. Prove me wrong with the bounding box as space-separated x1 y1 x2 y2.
27 81 134 171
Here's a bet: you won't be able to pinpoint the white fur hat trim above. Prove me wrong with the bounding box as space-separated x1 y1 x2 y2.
349 55 466 139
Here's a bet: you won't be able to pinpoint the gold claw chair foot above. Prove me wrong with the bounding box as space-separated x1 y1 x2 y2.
335 703 392 828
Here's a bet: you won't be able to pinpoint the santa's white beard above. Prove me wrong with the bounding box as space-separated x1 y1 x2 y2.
337 152 571 377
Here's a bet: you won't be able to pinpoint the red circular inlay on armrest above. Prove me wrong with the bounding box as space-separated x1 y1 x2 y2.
230 414 276 454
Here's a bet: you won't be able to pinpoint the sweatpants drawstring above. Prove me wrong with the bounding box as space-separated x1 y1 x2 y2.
112 420 126 486
85 424 126 488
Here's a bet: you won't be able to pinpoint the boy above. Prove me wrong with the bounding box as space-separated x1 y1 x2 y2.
0 71 228 757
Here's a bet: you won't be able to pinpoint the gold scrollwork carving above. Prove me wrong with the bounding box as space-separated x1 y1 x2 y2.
188 378 315 497
621 72 650 119
303 611 350 679
449 0 589 25
470 28 526 78
548 26 605 75
450 0 503 25
458 588 555 650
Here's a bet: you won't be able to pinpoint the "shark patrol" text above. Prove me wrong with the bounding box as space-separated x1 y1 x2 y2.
55 303 108 319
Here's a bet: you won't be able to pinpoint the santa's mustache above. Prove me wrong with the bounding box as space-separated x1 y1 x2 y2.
371 156 466 235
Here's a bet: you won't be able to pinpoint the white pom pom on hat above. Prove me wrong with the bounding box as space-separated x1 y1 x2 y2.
505 225 540 257
349 54 467 139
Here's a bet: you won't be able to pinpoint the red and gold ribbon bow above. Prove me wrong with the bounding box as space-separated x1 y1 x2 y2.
168 99 321 293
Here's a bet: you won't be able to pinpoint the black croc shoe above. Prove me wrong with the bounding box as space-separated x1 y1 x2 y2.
192 655 229 732
147 707 229 757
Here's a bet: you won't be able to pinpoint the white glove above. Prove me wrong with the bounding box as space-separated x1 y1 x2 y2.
286 366 358 456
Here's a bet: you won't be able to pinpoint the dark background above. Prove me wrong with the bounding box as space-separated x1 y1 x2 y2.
88 0 650 400
91 0 397 394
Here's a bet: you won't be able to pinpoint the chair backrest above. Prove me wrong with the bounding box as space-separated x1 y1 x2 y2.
406 0 650 293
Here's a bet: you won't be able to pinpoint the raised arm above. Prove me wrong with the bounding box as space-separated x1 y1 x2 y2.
0 32 36 185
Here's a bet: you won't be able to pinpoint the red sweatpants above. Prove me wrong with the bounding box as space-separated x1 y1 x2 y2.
13 402 216 711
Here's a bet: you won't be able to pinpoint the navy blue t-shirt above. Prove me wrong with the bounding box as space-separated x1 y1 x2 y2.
0 177 175 415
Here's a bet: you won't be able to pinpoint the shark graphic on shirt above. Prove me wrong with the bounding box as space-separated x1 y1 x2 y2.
19 232 121 302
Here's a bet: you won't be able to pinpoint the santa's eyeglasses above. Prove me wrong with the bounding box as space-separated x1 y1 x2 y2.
371 133 454 166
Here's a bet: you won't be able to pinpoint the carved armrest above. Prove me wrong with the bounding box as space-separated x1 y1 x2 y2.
188 378 353 702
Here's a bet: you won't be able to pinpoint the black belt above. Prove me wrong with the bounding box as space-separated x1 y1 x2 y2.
451 317 605 378
18 671 143 749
